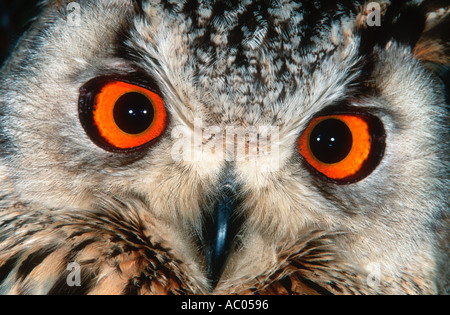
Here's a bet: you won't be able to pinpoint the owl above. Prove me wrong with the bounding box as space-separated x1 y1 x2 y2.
0 0 448 295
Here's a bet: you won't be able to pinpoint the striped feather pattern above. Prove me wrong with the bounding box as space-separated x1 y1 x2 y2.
0 202 196 295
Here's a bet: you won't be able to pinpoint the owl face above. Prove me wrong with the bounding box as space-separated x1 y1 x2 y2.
0 0 448 294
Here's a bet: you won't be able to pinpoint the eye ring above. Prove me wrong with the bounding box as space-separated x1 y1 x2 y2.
298 112 385 184
79 76 167 152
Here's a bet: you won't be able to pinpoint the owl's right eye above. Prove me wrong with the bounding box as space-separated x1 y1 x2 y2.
79 78 167 152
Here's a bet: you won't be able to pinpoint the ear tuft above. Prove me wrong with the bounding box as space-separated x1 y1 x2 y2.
413 6 450 71
356 1 449 75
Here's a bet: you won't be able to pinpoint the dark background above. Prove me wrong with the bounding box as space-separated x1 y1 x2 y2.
0 0 42 67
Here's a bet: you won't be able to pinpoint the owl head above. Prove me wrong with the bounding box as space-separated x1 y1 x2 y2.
0 0 448 294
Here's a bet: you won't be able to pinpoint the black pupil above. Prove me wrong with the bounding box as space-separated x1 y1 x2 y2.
309 119 353 164
113 92 154 134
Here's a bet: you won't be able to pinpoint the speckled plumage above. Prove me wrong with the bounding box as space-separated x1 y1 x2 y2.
0 0 449 295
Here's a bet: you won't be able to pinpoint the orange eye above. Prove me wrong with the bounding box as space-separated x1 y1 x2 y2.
298 114 385 183
79 77 167 152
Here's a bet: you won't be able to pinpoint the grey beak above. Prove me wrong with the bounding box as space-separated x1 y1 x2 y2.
203 179 241 290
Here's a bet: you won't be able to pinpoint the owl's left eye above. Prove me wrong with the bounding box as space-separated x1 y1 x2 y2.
297 113 385 183
79 78 167 152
